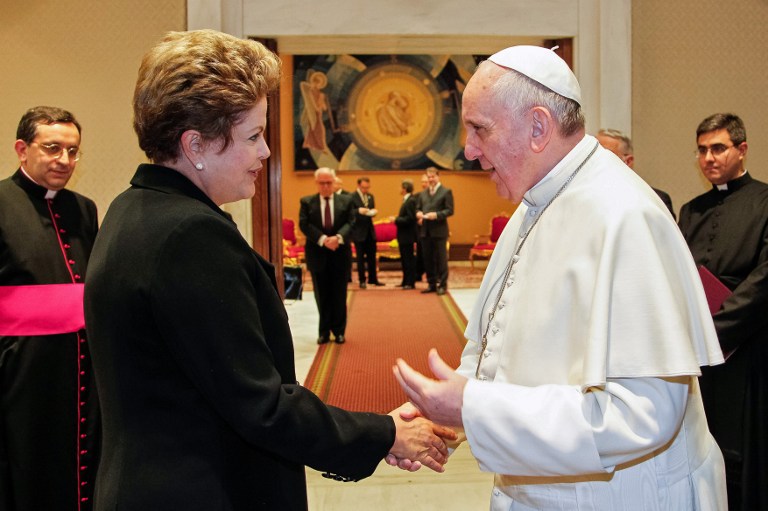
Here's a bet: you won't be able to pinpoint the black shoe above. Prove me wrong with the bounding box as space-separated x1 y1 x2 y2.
370 281 385 286
403 285 414 290
334 335 346 344
436 287 447 296
317 336 330 345
359 282 367 289
421 287 436 294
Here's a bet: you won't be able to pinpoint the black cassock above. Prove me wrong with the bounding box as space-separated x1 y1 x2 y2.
0 169 100 511
679 172 768 511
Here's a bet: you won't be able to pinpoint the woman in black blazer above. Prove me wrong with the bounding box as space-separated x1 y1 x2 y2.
84 29 454 511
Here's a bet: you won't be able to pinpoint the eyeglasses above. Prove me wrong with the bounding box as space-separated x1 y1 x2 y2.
34 142 82 162
695 143 734 158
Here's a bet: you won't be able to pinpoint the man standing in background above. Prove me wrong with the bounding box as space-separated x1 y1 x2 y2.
300 167 355 344
394 179 418 289
596 128 675 218
0 106 100 510
679 113 768 510
416 168 453 295
350 176 384 288
414 173 429 282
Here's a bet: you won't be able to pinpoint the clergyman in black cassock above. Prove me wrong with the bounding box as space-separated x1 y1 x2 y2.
0 107 100 511
678 113 768 511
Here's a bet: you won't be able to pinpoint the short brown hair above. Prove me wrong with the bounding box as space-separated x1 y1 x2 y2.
133 30 281 163
16 106 81 144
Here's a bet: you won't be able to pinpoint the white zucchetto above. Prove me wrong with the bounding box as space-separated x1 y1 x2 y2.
488 45 582 105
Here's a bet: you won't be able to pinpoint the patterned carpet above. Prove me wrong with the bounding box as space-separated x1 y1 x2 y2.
303 290 468 414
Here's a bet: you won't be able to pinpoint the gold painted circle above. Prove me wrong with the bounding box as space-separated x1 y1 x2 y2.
347 63 442 161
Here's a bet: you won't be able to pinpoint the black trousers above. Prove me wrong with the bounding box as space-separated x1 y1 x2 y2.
354 236 378 284
421 235 448 289
310 263 348 338
398 238 416 286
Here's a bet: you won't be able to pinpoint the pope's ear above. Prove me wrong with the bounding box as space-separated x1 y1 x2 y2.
530 107 554 153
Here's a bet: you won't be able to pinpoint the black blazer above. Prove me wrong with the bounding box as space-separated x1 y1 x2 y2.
85 165 393 511
349 191 376 242
299 193 355 273
416 185 454 238
395 194 418 245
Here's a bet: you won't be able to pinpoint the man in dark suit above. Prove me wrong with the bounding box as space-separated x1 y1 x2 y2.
416 168 454 295
300 168 355 344
350 176 384 288
414 173 429 282
0 106 100 511
394 179 418 289
596 128 675 218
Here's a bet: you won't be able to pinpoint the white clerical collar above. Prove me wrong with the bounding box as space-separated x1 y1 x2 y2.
20 165 58 198
523 134 592 208
716 169 748 191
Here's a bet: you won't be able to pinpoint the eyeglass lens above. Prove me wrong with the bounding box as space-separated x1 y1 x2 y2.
39 143 81 161
696 144 732 157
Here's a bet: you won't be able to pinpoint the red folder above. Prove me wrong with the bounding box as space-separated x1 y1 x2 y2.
698 266 732 315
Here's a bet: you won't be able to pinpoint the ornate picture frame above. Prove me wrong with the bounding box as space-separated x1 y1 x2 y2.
293 54 483 171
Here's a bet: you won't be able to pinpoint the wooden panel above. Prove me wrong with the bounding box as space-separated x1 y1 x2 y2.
251 37 285 295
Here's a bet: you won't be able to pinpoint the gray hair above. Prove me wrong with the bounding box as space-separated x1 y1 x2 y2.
314 167 336 179
597 128 633 153
482 60 585 137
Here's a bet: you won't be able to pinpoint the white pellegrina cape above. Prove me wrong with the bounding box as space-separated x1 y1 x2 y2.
458 136 726 510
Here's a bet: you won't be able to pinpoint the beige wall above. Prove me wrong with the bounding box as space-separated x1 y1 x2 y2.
632 0 768 214
0 0 186 218
3 0 768 244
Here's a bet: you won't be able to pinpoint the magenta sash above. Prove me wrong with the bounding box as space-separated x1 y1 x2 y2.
0 284 85 335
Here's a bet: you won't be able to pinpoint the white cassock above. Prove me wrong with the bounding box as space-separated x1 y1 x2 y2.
458 135 727 511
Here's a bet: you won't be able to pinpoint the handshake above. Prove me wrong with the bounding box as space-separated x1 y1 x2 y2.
385 349 468 473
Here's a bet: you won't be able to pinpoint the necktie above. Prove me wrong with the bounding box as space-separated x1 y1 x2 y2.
429 187 435 196
324 197 332 230
363 194 369 207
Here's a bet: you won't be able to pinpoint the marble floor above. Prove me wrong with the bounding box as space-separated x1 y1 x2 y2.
284 285 495 510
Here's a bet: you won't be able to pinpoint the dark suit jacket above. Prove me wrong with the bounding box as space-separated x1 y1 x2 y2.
84 165 393 511
349 191 376 243
416 184 454 238
395 194 417 245
299 193 355 272
652 187 675 219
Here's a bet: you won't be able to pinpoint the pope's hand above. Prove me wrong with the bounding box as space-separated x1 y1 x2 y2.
393 349 467 427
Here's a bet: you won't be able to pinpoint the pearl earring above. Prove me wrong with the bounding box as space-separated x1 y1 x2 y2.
195 162 204 170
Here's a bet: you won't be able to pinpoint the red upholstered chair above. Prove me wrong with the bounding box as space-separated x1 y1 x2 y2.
282 218 305 266
469 212 510 269
374 219 400 262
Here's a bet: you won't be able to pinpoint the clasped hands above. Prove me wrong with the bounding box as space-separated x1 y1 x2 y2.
322 235 341 251
385 349 468 473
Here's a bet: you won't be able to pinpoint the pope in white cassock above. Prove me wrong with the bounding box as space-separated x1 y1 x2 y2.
391 46 727 510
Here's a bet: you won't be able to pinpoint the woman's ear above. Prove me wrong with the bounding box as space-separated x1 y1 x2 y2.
180 130 204 166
